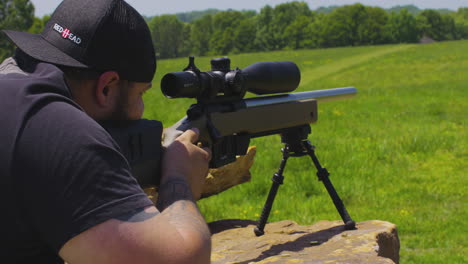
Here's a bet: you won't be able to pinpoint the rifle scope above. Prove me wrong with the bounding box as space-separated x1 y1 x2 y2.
161 57 301 101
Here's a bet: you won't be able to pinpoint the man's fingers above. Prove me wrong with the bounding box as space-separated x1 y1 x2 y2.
202 147 212 161
176 129 212 162
177 128 200 144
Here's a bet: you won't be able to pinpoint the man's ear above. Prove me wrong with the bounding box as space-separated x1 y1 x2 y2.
95 71 120 107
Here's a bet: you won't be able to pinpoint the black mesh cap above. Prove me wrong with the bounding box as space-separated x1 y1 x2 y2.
2 0 156 82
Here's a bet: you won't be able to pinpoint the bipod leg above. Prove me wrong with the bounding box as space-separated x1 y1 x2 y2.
254 146 290 236
302 141 356 230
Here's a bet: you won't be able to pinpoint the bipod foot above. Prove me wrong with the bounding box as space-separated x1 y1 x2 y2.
345 220 356 230
253 226 265 237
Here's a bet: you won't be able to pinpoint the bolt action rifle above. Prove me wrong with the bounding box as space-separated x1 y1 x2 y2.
104 56 357 235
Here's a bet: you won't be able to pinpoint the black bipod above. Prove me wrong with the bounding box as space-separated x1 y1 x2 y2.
254 125 356 236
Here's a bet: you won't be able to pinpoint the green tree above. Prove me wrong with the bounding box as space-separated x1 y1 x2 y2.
356 6 388 45
148 15 190 59
28 15 50 34
308 13 326 48
416 10 445 40
385 9 419 43
190 14 213 56
254 5 275 51
233 17 257 53
317 4 390 47
270 1 313 50
179 22 192 57
441 14 457 40
0 0 35 61
283 15 314 49
209 10 245 55
453 8 468 39
209 27 235 55
254 2 314 51
27 16 42 34
318 4 367 47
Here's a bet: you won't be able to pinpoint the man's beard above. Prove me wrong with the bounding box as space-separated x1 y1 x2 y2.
108 83 133 124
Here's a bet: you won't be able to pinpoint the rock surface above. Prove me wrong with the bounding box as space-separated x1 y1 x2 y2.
209 219 399 264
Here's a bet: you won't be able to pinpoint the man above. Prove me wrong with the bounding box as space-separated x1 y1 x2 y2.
0 0 211 263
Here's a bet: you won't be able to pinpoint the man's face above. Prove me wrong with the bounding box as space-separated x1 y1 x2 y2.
112 81 152 121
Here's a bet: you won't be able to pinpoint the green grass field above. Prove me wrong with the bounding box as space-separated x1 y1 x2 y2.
144 41 468 263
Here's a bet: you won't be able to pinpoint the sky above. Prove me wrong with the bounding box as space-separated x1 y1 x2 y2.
31 0 468 17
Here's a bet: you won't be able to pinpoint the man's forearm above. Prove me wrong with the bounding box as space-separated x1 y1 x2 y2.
157 178 209 235
156 178 193 210
156 177 211 262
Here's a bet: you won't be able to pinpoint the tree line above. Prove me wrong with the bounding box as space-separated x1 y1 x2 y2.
149 2 468 58
1 0 468 62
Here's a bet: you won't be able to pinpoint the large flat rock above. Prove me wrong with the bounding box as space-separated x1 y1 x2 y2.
209 219 399 264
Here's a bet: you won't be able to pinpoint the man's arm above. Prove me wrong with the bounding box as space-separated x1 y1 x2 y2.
59 129 211 264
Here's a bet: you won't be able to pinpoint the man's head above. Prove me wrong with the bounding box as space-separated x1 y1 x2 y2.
3 0 156 121
62 67 152 121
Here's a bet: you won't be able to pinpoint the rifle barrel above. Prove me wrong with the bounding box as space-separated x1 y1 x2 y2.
244 87 357 108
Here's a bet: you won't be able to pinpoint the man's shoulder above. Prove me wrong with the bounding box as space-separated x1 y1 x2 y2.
0 57 28 76
0 57 79 168
0 56 70 95
22 98 116 154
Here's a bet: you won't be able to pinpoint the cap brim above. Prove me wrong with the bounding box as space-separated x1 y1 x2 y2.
2 30 88 68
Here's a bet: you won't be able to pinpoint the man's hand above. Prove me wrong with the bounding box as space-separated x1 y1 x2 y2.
160 128 211 202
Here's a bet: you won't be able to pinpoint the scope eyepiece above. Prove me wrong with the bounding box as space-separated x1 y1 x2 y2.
161 71 201 98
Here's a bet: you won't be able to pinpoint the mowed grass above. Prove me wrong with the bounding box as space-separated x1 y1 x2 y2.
143 41 468 263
